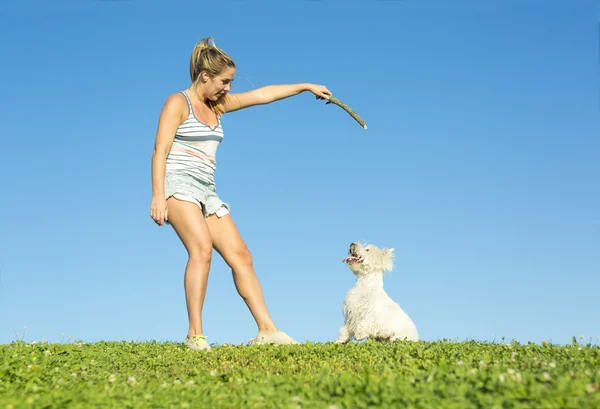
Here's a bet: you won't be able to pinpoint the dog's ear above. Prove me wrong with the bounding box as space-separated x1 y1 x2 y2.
382 248 395 272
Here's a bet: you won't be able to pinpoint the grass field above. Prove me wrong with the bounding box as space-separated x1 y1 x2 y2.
1 337 599 408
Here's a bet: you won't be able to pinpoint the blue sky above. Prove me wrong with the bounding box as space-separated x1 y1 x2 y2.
1 0 598 347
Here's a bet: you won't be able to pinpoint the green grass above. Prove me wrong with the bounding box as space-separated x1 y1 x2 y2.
1 337 599 408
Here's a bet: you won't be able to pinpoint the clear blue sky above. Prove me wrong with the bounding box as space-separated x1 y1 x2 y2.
1 0 598 347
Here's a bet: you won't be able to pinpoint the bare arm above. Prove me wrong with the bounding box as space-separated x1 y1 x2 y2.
223 83 331 113
150 94 185 225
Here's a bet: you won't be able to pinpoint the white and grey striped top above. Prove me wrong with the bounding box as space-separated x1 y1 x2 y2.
165 91 224 186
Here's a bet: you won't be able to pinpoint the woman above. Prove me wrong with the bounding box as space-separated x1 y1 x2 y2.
150 37 332 350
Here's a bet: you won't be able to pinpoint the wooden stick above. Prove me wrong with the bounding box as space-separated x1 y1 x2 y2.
325 96 367 129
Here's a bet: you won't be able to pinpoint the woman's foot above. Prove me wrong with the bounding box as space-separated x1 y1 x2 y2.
184 335 211 351
253 330 299 345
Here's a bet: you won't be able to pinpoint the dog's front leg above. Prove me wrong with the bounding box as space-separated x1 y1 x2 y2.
334 324 351 344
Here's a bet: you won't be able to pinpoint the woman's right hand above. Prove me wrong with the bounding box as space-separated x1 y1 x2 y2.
150 195 169 226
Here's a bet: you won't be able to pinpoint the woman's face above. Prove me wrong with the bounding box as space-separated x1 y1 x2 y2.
205 67 235 101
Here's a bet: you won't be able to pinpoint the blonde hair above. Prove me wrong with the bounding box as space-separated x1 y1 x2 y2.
189 37 236 116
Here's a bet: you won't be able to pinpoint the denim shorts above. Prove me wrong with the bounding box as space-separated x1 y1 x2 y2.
164 173 230 220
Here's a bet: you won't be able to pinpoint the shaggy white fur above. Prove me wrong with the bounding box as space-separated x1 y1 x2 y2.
335 242 419 343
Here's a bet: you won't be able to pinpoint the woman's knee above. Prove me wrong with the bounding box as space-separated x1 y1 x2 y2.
232 245 253 268
187 242 213 264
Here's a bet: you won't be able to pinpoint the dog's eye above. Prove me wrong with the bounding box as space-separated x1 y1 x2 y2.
366 249 370 252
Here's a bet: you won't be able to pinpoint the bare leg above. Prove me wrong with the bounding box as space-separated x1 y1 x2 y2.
166 197 213 339
205 213 278 333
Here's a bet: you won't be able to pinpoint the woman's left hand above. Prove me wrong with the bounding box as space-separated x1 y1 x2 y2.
308 84 332 101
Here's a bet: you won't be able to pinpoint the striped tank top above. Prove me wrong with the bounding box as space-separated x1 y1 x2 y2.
165 91 224 186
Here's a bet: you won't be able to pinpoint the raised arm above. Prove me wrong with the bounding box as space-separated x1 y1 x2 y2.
223 83 331 113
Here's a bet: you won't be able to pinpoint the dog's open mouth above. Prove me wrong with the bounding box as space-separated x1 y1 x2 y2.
342 253 362 264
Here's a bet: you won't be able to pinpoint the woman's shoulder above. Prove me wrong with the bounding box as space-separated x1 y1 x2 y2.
159 91 189 125
164 91 188 107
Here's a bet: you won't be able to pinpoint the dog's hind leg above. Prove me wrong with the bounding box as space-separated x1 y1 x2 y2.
334 324 351 344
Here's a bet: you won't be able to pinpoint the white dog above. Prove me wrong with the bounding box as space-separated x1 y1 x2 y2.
335 242 419 343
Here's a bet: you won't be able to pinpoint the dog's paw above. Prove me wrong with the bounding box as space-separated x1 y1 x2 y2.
354 333 370 342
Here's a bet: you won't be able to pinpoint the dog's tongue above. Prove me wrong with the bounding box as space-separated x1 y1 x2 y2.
342 256 360 263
